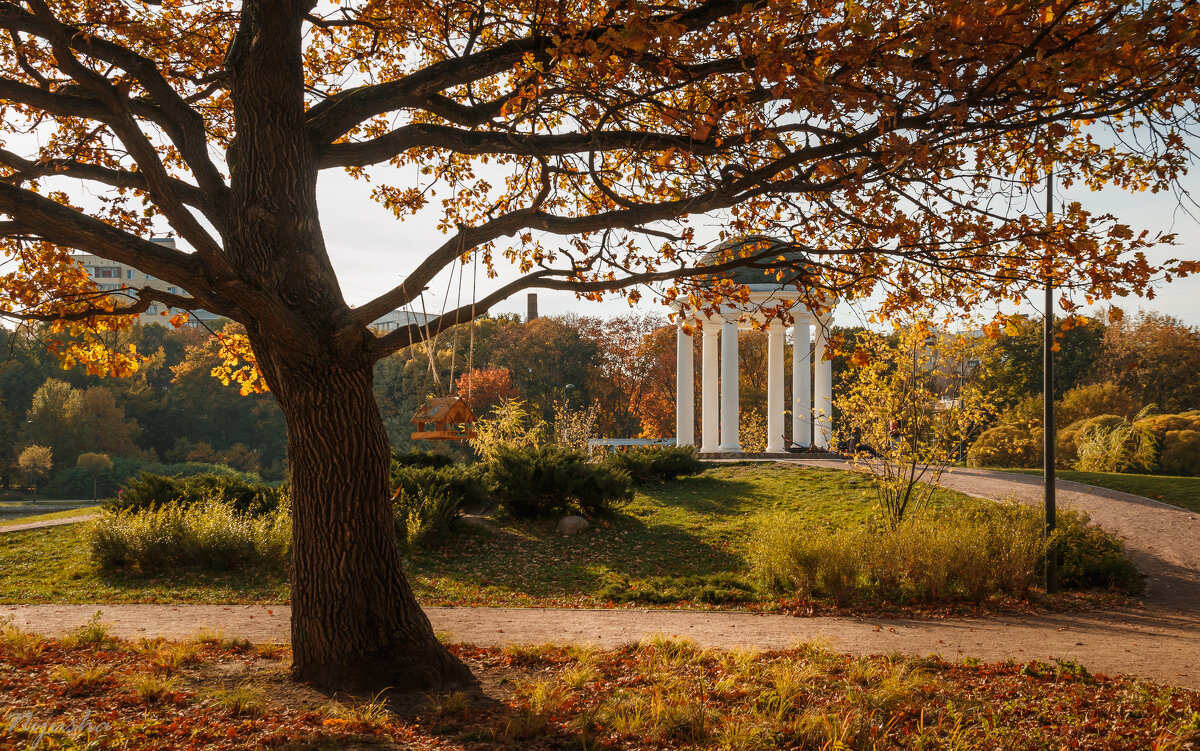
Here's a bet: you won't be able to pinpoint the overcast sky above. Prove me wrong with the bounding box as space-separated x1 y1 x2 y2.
315 164 1200 330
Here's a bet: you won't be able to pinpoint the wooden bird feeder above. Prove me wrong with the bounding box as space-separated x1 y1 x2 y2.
410 395 478 441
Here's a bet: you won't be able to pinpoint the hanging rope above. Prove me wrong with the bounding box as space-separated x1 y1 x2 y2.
467 247 478 403
447 244 465 393
418 292 442 396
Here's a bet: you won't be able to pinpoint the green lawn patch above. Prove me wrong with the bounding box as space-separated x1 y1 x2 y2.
0 523 288 604
405 464 977 609
0 506 101 528
1005 469 1200 513
0 464 1128 609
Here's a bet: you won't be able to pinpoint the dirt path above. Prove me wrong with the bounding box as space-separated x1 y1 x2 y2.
0 514 98 533
6 466 1199 687
5 603 1196 688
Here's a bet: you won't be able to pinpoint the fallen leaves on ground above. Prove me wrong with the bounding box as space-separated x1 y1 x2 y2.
2 624 1197 750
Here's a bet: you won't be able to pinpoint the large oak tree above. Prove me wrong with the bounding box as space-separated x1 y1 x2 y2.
2 0 1198 691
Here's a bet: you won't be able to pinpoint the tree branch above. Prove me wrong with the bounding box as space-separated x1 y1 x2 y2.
0 0 229 203
305 0 751 143
2 284 209 323
0 148 215 222
0 180 206 291
318 123 720 168
366 246 830 359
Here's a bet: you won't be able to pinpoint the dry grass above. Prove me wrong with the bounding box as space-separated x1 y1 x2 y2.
0 623 1197 750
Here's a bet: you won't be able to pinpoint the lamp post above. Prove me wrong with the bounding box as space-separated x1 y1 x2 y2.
26 420 33 504
1044 167 1058 595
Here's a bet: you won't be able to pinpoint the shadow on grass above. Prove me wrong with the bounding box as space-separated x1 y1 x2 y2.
634 474 759 515
407 502 752 604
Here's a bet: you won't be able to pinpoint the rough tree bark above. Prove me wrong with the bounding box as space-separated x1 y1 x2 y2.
223 1 470 691
254 336 472 690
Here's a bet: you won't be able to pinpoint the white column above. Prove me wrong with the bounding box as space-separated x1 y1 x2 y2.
719 317 741 452
792 317 811 448
814 319 833 449
675 324 694 447
766 320 785 453
701 321 720 453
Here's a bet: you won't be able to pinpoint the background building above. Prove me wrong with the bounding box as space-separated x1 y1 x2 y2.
72 238 220 328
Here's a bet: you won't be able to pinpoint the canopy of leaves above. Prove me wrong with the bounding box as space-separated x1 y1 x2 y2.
1 0 1198 371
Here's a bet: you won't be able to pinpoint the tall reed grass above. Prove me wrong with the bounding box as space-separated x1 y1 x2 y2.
750 503 1056 604
90 497 290 572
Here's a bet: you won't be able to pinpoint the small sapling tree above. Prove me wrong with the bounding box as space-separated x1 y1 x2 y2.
76 452 114 501
17 445 52 503
836 326 994 527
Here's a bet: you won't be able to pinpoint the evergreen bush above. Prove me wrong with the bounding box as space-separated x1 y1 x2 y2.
487 444 632 519
390 449 456 469
44 457 260 501
390 463 490 512
601 446 705 484
1137 412 1200 475
107 472 285 516
1159 429 1200 476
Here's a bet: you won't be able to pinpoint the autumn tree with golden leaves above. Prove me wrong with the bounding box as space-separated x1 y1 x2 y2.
2 0 1199 691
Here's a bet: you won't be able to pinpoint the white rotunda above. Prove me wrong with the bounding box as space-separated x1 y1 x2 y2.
674 238 836 455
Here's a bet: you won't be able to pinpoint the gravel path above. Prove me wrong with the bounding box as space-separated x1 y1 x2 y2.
6 466 1199 687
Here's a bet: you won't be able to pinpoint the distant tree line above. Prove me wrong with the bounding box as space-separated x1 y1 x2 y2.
4 306 1195 494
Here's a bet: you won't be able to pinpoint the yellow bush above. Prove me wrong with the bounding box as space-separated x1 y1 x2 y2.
966 425 1042 468
1056 383 1138 426
1160 429 1200 476
739 408 768 453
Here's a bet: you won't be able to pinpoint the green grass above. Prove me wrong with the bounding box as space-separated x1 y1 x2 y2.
1005 469 1200 513
0 523 288 604
404 463 973 608
0 465 999 606
0 506 101 528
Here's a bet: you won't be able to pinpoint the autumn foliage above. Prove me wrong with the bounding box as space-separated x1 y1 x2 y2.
4 0 1200 692
454 367 518 414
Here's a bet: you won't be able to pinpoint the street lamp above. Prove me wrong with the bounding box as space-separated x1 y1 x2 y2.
26 420 33 504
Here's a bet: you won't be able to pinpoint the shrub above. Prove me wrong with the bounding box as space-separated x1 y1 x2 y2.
1137 411 1200 475
107 472 286 516
1055 418 1091 467
390 463 490 511
1056 382 1139 426
749 502 1138 604
1135 410 1200 443
390 449 455 469
1160 429 1200 476
1074 411 1156 473
469 399 547 462
1055 509 1142 593
601 446 706 484
44 457 261 501
966 425 1042 468
739 407 768 453
997 394 1043 429
393 487 461 551
90 498 290 572
487 444 632 519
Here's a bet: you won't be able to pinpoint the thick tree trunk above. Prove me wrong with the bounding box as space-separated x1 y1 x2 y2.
221 1 470 693
259 341 472 692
